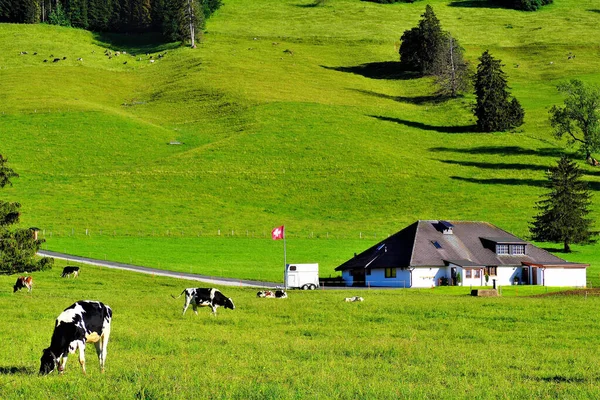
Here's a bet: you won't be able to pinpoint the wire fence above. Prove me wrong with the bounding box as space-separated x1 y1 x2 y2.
36 228 394 240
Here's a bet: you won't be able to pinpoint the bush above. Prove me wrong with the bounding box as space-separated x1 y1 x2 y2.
495 0 553 11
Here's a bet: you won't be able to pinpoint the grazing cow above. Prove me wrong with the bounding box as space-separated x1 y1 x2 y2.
39 301 112 375
61 266 80 278
344 296 364 302
275 290 288 299
172 288 234 316
53 58 60 62
13 276 33 293
257 290 275 298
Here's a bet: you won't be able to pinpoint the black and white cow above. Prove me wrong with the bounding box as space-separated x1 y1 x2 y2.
173 288 235 316
39 301 112 375
274 290 288 299
61 266 80 278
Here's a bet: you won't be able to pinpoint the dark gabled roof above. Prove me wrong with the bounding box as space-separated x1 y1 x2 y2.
481 237 527 244
336 220 577 271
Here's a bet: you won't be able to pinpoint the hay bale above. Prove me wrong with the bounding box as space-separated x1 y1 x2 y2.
471 289 499 297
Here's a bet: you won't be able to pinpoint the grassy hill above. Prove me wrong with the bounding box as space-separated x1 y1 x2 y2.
1 0 600 282
2 264 600 399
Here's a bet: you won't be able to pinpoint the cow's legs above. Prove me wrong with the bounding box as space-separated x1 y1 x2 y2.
95 328 110 373
58 355 68 374
211 305 217 315
77 342 87 375
182 297 191 315
192 303 198 315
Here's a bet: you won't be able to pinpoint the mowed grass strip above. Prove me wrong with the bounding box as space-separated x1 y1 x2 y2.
1 264 600 399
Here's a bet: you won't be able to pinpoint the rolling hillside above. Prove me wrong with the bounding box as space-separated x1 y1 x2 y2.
1 0 600 281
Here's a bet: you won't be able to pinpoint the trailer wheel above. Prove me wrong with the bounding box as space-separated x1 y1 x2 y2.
309 284 317 290
301 284 309 290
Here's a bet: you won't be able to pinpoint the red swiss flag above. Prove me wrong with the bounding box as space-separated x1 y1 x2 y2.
271 226 284 240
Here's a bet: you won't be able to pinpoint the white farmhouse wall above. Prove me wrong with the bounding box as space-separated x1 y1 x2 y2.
411 267 446 288
544 268 587 287
365 268 411 288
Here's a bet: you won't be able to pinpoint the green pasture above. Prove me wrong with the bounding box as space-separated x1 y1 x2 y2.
1 263 600 399
1 0 600 282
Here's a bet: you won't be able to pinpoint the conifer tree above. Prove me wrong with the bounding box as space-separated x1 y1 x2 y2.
530 156 596 253
473 50 524 132
399 5 444 75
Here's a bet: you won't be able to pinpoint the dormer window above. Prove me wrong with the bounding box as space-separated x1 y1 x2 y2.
440 220 454 235
496 244 509 255
511 245 525 255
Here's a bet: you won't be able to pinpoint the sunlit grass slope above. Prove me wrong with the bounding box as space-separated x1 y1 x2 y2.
1 0 600 281
1 264 600 399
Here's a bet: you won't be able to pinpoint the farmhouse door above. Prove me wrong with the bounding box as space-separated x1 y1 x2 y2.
352 269 365 287
532 267 538 285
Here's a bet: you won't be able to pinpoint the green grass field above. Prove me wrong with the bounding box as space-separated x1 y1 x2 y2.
2 0 599 284
2 263 600 399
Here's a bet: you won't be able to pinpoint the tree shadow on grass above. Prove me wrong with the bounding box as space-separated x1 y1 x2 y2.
588 9 600 13
371 115 477 133
92 32 180 55
452 176 600 191
429 146 565 158
448 0 502 8
438 159 549 172
0 366 35 375
352 89 455 105
322 62 420 80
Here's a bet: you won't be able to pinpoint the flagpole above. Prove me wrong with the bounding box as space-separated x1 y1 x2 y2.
283 228 287 289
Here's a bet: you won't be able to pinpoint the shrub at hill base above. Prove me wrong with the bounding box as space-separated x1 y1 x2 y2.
495 0 553 11
0 155 52 274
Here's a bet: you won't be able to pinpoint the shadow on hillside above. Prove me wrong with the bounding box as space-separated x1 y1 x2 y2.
352 89 455 105
539 246 568 253
438 159 548 172
448 0 501 8
294 1 323 7
452 176 600 191
452 176 547 187
322 62 419 80
0 366 35 375
371 115 477 133
429 146 565 158
92 32 180 55
588 9 600 13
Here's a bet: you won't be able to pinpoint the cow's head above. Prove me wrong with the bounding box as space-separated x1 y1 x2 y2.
224 297 235 310
39 348 58 375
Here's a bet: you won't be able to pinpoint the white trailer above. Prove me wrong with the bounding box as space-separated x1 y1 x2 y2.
285 263 319 290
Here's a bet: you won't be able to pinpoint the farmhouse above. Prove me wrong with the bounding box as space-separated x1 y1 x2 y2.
336 220 588 288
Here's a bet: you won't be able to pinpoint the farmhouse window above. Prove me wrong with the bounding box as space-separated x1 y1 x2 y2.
466 269 472 278
496 244 509 255
385 268 396 278
474 269 481 278
485 266 497 276
511 245 525 255
289 266 297 271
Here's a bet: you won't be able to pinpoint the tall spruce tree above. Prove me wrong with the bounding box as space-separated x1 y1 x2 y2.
399 5 445 75
0 155 53 274
530 156 596 253
473 50 524 132
549 79 600 162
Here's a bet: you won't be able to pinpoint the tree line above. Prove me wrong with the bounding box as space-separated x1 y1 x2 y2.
0 0 222 44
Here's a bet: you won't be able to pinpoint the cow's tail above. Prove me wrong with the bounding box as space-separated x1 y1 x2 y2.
171 289 186 300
